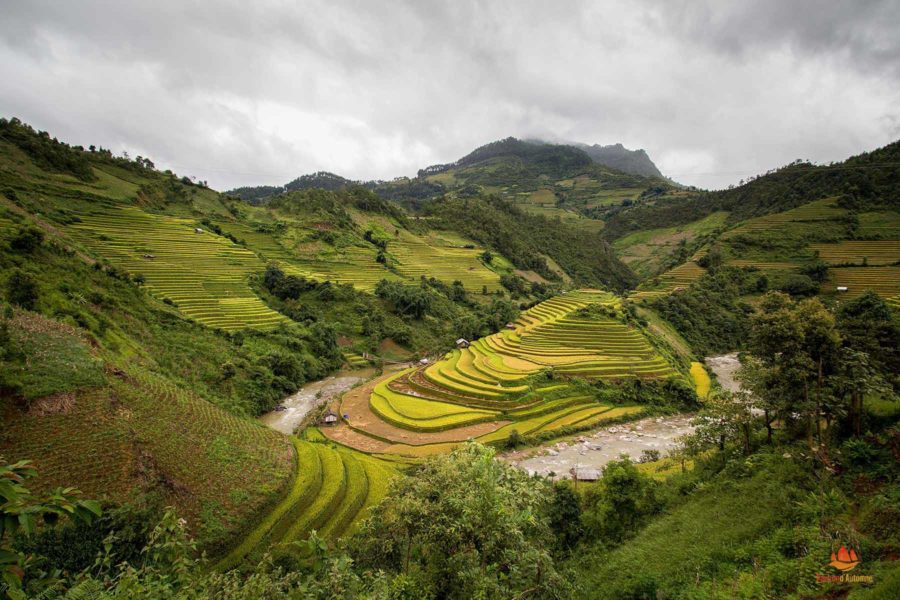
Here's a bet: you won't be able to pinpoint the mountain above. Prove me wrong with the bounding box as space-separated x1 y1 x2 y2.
605 140 900 324
574 142 664 178
227 137 671 227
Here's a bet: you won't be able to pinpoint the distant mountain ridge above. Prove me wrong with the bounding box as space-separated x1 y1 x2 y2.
573 142 664 179
226 137 666 202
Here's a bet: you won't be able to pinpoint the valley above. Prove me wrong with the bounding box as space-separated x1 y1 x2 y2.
1 117 897 598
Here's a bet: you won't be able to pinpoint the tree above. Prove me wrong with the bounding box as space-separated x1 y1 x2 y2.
548 482 582 555
583 457 659 544
480 250 493 264
1 460 101 598
6 270 38 310
749 293 843 450
351 443 567 599
695 390 756 455
836 291 900 375
736 355 780 444
831 348 888 437
9 228 44 254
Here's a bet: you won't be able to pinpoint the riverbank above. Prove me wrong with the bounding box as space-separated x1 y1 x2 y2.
259 368 376 434
501 413 695 479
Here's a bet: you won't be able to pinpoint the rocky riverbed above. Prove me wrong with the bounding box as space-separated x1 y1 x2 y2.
502 413 695 479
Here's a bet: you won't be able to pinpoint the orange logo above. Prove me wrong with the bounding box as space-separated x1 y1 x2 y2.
829 546 861 572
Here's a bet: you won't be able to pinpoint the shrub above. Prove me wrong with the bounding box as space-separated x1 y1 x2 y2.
778 274 818 297
10 227 44 253
6 270 39 309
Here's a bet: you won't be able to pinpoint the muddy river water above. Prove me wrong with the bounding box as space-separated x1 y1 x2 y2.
259 370 374 434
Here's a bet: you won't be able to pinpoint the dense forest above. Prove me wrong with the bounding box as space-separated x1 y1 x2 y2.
600 141 900 241
426 194 638 290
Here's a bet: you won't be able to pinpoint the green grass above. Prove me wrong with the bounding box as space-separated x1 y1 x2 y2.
2 309 105 399
570 454 814 600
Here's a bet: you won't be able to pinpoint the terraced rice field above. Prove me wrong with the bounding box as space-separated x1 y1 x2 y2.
0 365 295 551
215 438 397 570
283 245 402 291
722 198 845 236
323 290 677 456
67 207 289 331
725 260 800 270
218 217 504 293
390 233 504 292
630 262 707 300
343 351 370 368
809 241 900 266
827 267 900 299
690 362 711 399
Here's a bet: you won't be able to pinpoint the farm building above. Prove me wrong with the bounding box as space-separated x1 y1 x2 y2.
322 410 338 425
194 227 203 233
456 338 471 349
505 322 516 330
836 286 849 292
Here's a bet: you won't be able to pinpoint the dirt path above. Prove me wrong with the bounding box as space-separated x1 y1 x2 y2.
330 373 510 448
501 414 695 479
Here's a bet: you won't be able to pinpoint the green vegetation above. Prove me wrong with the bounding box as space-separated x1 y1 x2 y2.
2 120 898 599
427 195 636 290
645 267 757 355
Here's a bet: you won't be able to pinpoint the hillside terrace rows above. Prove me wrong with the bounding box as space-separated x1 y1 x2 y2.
324 290 675 454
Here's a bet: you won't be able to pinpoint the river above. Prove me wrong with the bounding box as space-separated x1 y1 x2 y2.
704 352 741 393
259 369 375 435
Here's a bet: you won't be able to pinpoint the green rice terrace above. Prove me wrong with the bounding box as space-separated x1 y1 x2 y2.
62 200 514 328
215 435 398 570
321 290 681 458
68 207 290 331
625 196 900 306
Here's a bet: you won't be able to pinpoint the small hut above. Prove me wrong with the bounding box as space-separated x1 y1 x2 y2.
194 227 204 234
456 338 471 349
419 358 430 365
505 322 516 330
322 410 338 425
571 466 601 482
836 286 849 293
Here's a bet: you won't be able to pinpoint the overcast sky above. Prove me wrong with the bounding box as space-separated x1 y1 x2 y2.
2 0 899 191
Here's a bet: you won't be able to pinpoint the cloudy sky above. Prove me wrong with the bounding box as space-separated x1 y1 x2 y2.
2 0 899 190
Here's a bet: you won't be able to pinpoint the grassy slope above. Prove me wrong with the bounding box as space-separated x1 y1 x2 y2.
572 447 900 600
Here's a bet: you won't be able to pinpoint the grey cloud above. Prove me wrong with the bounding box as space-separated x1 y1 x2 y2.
0 0 898 191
